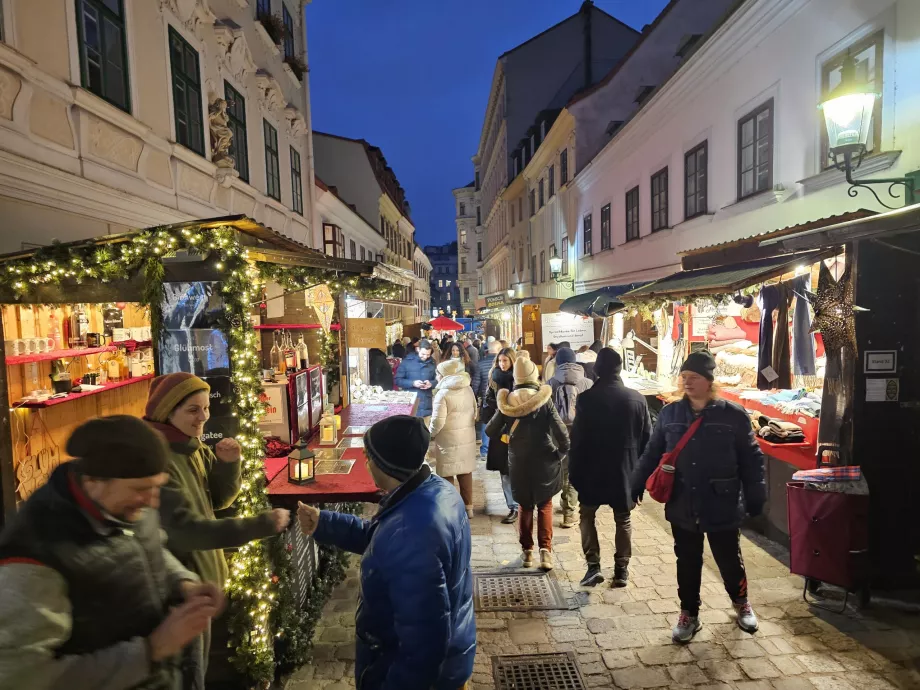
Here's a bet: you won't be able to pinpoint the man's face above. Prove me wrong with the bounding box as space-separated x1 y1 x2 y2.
680 371 711 399
84 473 170 522
418 347 432 362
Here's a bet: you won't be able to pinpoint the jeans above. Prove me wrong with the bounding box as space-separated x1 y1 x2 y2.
580 505 632 568
519 500 553 551
560 455 578 518
672 525 749 616
478 421 489 456
500 473 518 511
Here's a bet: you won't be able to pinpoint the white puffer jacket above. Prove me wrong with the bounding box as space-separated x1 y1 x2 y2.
429 372 478 477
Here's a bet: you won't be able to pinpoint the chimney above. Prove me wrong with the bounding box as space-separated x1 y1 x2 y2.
582 0 593 88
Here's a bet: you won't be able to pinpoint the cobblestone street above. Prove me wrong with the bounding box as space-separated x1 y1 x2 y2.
287 463 920 689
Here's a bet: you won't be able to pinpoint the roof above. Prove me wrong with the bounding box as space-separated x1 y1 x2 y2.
622 250 833 301
559 283 650 317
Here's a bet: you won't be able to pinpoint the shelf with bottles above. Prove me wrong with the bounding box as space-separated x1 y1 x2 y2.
267 329 312 377
5 340 153 366
16 374 155 409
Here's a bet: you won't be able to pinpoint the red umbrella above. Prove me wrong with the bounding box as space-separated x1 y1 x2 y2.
429 316 465 332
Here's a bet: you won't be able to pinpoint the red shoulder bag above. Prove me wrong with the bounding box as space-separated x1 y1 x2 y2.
645 417 703 503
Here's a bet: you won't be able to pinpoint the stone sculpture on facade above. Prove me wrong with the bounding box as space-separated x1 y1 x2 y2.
209 98 238 187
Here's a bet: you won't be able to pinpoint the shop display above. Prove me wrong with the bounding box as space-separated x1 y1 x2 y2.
287 444 316 485
336 436 364 449
315 459 356 475
350 386 417 405
343 425 370 436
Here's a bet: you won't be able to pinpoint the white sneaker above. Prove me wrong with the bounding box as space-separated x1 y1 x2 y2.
672 611 702 643
734 601 759 633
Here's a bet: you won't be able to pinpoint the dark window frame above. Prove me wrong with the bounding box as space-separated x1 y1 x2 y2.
651 167 669 232
531 255 537 285
540 250 546 283
548 165 555 197
323 223 342 257
583 213 593 256
625 186 640 242
169 26 204 156
600 203 611 250
263 119 281 201
529 189 536 217
560 149 568 185
256 0 271 20
76 0 131 113
561 237 568 276
224 81 249 182
350 239 357 260
282 4 295 60
290 146 303 215
538 178 545 208
684 141 708 220
737 99 774 200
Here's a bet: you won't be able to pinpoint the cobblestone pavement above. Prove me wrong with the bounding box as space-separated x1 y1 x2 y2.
286 462 920 689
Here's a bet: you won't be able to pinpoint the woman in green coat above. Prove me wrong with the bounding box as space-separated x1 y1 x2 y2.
145 372 290 688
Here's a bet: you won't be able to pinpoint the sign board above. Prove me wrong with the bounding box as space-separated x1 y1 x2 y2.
866 378 899 402
864 350 897 374
485 294 506 308
541 311 594 351
261 384 286 425
346 318 387 350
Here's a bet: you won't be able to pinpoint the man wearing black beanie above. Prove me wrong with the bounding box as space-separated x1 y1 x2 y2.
298 415 476 689
0 415 223 688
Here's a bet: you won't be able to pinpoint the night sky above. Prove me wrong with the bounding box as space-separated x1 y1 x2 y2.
306 1 670 246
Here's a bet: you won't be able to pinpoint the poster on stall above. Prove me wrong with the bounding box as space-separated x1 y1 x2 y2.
541 312 594 350
346 318 386 350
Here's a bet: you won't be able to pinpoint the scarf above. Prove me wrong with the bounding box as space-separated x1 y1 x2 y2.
490 366 514 393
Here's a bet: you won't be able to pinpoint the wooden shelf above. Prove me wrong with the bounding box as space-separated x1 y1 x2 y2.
6 340 152 366
16 375 154 408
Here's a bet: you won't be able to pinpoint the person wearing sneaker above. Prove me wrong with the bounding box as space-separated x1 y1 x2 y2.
481 345 519 524
569 349 651 588
486 357 569 571
632 351 766 644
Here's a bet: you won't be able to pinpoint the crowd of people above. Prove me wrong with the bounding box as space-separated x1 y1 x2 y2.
0 330 767 689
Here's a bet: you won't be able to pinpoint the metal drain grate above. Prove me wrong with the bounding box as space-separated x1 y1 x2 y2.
493 652 586 690
473 571 569 611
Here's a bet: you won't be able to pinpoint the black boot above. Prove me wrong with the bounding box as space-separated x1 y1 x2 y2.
580 565 604 587
612 564 629 588
501 509 518 524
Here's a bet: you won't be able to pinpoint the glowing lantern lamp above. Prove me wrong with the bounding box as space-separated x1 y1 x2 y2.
819 54 878 162
288 444 316 485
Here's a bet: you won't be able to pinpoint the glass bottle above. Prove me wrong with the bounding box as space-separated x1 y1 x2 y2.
105 352 122 383
284 331 297 371
296 335 309 370
49 311 63 351
270 331 282 374
69 304 89 349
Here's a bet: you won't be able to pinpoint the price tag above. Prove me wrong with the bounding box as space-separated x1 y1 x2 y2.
760 366 779 383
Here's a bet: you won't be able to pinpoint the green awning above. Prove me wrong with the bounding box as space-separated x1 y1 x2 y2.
559 283 649 317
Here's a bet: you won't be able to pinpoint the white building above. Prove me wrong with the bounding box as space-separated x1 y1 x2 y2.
314 176 384 262
0 0 314 251
413 244 432 320
452 181 478 315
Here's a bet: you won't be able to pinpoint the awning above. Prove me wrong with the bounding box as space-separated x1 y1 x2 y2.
622 250 833 301
371 263 417 288
559 283 649 317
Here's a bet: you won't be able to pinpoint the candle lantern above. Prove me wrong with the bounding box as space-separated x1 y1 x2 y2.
287 444 316 485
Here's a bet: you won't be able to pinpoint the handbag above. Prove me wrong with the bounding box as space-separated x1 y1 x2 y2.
646 416 703 503
500 419 520 445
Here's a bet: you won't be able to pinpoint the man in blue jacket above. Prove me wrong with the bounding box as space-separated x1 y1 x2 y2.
298 416 475 690
394 339 437 418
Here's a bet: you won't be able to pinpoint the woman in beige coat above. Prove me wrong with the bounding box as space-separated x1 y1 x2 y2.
429 358 478 517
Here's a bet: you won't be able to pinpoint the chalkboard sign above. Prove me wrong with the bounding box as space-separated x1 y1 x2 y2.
102 307 124 337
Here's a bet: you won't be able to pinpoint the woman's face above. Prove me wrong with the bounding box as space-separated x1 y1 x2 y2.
168 390 210 438
498 355 512 372
680 371 711 400
450 344 462 359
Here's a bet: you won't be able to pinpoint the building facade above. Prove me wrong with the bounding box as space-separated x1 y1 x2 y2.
425 242 459 318
452 181 478 315
413 244 431 319
0 0 314 252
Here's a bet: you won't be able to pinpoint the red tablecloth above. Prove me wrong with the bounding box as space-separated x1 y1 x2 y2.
265 401 418 505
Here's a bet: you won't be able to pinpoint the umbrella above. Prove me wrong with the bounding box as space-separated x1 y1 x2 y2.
429 316 465 331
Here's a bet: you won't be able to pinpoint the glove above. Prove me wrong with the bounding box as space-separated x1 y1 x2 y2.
631 488 644 505
746 502 764 518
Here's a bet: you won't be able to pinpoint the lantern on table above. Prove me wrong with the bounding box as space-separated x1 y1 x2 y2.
287 444 316 485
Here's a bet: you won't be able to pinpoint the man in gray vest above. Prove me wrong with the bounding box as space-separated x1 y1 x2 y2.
0 415 223 689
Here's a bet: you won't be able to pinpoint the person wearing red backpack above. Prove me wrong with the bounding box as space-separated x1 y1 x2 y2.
632 351 765 644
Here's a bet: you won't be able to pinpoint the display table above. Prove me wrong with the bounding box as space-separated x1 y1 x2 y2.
265 400 417 506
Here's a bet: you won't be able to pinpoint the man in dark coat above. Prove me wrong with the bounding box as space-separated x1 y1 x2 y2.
463 337 480 365
569 349 651 587
0 416 222 689
297 416 475 690
394 339 438 418
391 339 406 359
476 341 499 460
368 348 394 390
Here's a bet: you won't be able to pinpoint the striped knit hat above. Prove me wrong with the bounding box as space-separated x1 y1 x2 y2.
145 373 210 423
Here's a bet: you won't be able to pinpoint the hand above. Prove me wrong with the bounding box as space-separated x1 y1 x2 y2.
148 598 218 662
269 508 291 533
179 580 226 615
632 489 644 505
215 438 242 463
413 380 423 389
747 502 764 518
297 501 320 536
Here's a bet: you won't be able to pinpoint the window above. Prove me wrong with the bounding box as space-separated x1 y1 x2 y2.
600 203 611 250
460 229 467 246
821 33 882 167
475 171 480 191
626 186 640 241
461 257 467 273
530 134 535 156
518 198 523 222
463 287 470 302
221 83 250 183
77 0 130 112
459 202 465 216
548 165 555 197
290 146 303 215
445 280 451 287
519 246 524 275
531 255 537 285
538 179 545 208
738 99 773 199
476 207 481 225
169 27 204 155
561 237 568 276
684 141 707 219
323 223 342 257
263 120 281 200
510 205 515 227
529 190 535 217
282 5 295 60
478 277 483 294
651 167 669 231
540 121 546 140
438 280 443 288
256 0 271 19
540 250 545 283
583 213 593 256
349 240 356 259
477 242 482 262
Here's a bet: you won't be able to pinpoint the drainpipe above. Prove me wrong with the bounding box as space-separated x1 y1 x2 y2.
582 0 593 89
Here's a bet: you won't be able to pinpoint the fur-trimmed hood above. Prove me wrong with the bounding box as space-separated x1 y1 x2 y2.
576 350 597 363
435 372 470 391
497 384 552 418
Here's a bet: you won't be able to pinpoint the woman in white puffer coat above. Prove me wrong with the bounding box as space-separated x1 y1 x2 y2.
429 358 479 518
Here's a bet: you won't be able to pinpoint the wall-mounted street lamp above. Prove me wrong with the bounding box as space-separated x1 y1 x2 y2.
506 287 515 299
548 256 575 290
820 53 915 209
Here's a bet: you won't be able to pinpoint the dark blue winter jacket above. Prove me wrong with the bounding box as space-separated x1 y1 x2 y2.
313 466 475 690
633 397 766 532
394 352 437 417
476 355 495 408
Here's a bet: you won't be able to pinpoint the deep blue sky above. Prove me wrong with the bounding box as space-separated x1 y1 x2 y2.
306 1 670 246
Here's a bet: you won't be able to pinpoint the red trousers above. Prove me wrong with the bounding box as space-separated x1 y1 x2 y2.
519 500 553 551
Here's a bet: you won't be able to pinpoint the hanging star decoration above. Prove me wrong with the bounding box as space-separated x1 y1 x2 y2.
801 262 867 353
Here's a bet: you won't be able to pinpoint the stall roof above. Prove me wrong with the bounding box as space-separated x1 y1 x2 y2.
559 283 649 317
622 250 832 300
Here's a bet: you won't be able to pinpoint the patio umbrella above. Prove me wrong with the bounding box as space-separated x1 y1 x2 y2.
429 316 465 331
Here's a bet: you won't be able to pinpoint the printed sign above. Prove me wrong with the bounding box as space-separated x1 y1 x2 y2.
260 385 286 425
159 329 230 376
201 415 239 448
203 376 233 417
541 311 594 351
346 317 387 350
485 294 506 308
866 378 899 402
864 350 897 374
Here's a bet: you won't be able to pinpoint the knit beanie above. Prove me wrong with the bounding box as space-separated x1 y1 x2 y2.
554 347 576 366
145 373 210 423
589 340 603 353
437 359 465 377
513 357 539 385
363 415 430 481
68 415 170 478
680 351 716 381
595 347 623 380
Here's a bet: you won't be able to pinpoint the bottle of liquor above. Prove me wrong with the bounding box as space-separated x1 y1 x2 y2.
296 334 309 370
270 331 282 374
68 304 89 348
49 311 63 351
284 331 297 371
